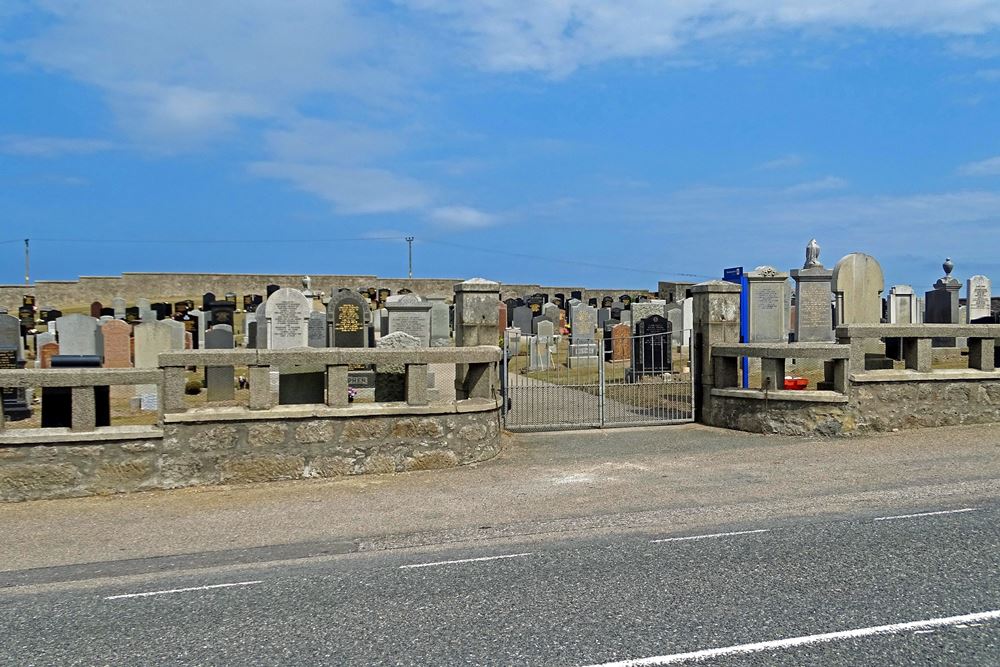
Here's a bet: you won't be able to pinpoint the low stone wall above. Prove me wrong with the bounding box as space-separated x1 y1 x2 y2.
0 404 501 502
706 372 1000 436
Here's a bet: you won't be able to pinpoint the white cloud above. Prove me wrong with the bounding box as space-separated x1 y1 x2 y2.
960 156 1000 175
784 176 848 194
428 205 497 229
757 154 804 170
0 134 115 157
247 162 432 214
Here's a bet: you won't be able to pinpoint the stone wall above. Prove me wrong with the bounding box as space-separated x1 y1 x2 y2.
0 407 501 502
705 376 1000 437
0 271 654 311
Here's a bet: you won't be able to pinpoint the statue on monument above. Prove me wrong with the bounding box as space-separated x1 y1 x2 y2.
804 238 822 269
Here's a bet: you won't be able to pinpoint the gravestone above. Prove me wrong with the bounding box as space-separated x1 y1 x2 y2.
56 314 99 356
790 239 834 342
137 298 155 323
265 288 311 349
504 328 522 357
631 314 672 378
620 294 633 309
90 301 103 318
666 304 683 347
427 298 451 347
601 296 614 308
498 302 508 341
100 319 132 368
925 258 961 346
386 299 432 346
832 253 884 326
529 320 555 371
39 341 59 369
503 298 518 327
247 321 258 348
553 294 566 311
255 303 267 349
151 302 172 320
571 290 583 301
112 297 126 320
205 325 236 401
266 284 280 297
597 307 612 328
887 285 917 324
0 314 30 420
746 266 789 343
568 305 598 368
43 355 109 428
512 306 534 338
525 295 544 319
967 275 992 322
202 292 216 311
611 322 632 363
374 331 421 401
629 301 666 329
328 291 369 348
134 321 184 409
308 311 327 347
124 306 140 324
209 301 236 328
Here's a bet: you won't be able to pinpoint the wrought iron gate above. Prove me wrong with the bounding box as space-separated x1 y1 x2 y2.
501 327 695 431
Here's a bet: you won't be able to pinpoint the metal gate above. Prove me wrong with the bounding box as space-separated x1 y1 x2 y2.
501 327 694 431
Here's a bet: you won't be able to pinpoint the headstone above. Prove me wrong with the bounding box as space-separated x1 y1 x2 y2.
137 298 155 323
629 301 666 329
887 285 918 324
525 295 544 318
568 305 598 368
133 320 183 409
112 297 126 320
374 331 421 400
571 290 583 301
247 321 258 348
378 307 389 337
529 320 555 371
43 355 109 428
209 301 236 328
90 301 103 318
666 304 683 346
512 306 534 337
427 298 451 347
39 341 59 369
498 302 508 341
55 314 99 356
202 292 216 311
0 314 30 420
124 306 140 324
611 323 631 362
151 302 172 319
328 291 370 348
832 252 884 325
631 314 672 377
265 288 311 349
100 319 132 368
504 328 522 357
925 258 961 346
308 311 327 347
620 294 633 309
746 265 790 343
601 296 614 308
790 239 835 342
266 284 280 298
386 299 432 346
967 275 992 322
205 325 236 401
597 307 612 328
553 294 566 311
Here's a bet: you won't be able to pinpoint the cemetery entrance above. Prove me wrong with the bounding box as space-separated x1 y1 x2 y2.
501 327 694 431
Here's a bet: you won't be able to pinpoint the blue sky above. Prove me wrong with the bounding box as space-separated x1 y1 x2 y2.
4 2 1000 291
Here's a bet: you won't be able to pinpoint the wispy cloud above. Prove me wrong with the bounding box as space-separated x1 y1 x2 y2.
428 205 497 229
959 156 1000 176
0 134 115 157
784 176 848 194
757 154 804 171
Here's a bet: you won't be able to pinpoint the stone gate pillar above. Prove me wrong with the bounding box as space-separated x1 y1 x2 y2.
453 278 501 400
691 280 741 423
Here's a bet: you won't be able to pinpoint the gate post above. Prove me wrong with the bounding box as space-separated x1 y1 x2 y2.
691 280 742 423
453 278 501 400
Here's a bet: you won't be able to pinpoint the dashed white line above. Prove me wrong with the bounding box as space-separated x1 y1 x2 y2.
578 609 1000 666
650 529 770 544
104 580 263 600
873 508 978 522
399 553 533 569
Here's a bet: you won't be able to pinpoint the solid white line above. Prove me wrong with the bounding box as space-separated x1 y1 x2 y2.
104 580 263 600
874 508 978 522
399 553 533 569
579 609 1000 666
650 529 770 544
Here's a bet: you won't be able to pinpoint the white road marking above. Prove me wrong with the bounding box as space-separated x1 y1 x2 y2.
104 580 263 600
579 609 1000 666
873 508 977 522
650 529 770 544
399 553 533 569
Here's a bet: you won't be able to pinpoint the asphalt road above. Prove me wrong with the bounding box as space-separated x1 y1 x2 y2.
2 502 998 666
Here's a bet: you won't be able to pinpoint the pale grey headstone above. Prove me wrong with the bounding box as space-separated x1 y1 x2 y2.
747 265 789 343
386 302 432 346
55 314 99 356
967 275 992 322
831 253 884 326
264 288 311 349
308 311 327 348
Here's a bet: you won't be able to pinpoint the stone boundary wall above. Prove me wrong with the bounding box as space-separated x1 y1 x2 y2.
705 377 1000 436
0 272 654 311
0 406 501 502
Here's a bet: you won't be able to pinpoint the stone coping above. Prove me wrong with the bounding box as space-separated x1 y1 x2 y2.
0 368 162 388
711 388 849 403
163 398 501 423
711 343 850 359
0 425 162 446
158 346 501 367
850 369 1000 383
837 324 1000 338
691 281 741 294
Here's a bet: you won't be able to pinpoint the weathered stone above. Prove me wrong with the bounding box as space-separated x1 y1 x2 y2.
361 453 397 474
294 420 335 444
248 423 287 447
95 460 151 486
457 423 489 442
120 442 157 453
310 455 354 477
221 455 305 483
391 418 445 439
404 450 459 471
0 463 80 493
341 418 391 442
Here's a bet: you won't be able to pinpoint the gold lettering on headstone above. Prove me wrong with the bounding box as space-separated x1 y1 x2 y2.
335 304 362 333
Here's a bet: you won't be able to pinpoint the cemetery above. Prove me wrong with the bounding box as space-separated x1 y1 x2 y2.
5 241 1000 499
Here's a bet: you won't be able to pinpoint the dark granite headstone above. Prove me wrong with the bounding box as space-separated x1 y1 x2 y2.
553 294 565 311
0 314 30 421
90 301 103 318
151 302 172 319
571 290 583 301
266 284 280 298
202 292 216 311
124 306 140 323
588 298 599 307
631 315 672 376
209 301 236 327
204 326 235 401
601 296 614 308
327 291 370 348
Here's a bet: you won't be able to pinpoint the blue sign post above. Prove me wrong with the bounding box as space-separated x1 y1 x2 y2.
723 267 750 388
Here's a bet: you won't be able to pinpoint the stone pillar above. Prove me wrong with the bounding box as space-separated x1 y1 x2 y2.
453 278 501 400
691 280 741 423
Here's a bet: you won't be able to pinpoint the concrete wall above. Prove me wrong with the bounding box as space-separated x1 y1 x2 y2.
0 407 500 502
0 272 655 311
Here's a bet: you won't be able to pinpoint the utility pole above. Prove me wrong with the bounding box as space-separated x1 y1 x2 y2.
24 238 29 285
405 236 414 279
